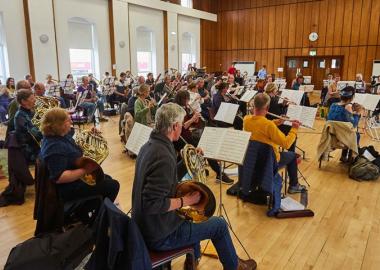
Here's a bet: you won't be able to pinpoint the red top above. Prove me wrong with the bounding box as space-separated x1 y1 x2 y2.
228 66 236 75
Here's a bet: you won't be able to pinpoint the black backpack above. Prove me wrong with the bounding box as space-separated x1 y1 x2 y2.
4 224 94 270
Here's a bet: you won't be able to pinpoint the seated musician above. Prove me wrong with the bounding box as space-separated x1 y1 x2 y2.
321 74 333 105
62 74 76 108
108 72 128 107
266 74 273 83
227 74 247 116
45 74 65 107
212 82 243 130
327 86 361 163
25 74 35 88
188 82 203 113
235 70 244 86
325 75 341 107
355 73 366 93
39 108 119 204
244 93 306 194
5 77 16 98
0 89 41 207
134 84 156 126
174 90 234 184
255 79 266 93
131 103 257 270
154 75 171 102
145 72 154 86
291 75 310 106
265 83 296 152
0 84 10 123
77 76 108 122
196 78 212 120
210 76 223 100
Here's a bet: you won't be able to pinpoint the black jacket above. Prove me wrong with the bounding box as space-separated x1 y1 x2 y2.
131 132 184 244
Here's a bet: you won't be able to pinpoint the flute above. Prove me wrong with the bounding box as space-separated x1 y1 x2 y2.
275 94 297 105
266 112 316 130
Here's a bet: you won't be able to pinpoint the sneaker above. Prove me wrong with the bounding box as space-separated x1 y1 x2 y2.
288 184 307 194
215 173 234 185
237 257 257 270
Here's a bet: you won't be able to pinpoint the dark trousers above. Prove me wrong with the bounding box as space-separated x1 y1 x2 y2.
57 175 119 203
278 151 298 187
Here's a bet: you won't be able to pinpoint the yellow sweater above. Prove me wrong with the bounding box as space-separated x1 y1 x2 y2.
243 115 298 161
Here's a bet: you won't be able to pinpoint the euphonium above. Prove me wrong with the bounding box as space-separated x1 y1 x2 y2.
31 96 60 129
176 144 216 222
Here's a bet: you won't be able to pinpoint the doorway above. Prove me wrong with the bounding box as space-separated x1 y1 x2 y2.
285 56 344 90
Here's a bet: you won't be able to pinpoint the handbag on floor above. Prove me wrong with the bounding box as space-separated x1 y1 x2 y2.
4 224 94 270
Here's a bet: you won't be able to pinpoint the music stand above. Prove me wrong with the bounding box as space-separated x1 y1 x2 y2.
198 127 252 259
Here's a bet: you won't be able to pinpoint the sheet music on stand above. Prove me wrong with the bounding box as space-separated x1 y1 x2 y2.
125 123 153 155
337 81 355 91
299 85 314 93
60 79 75 94
284 104 318 129
214 102 240 124
47 84 61 97
239 90 257 102
102 77 116 96
278 89 305 105
197 127 251 165
353 93 380 111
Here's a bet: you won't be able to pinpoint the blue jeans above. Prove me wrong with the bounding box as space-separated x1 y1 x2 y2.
148 217 238 270
278 151 298 186
80 102 96 118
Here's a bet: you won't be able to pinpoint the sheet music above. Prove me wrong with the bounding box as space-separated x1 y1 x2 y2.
197 127 251 164
279 89 305 105
353 93 380 111
214 102 240 124
285 104 317 128
125 123 153 155
299 85 314 93
281 197 305 211
240 90 257 102
337 81 355 90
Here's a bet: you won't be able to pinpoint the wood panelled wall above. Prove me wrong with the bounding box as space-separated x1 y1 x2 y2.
197 0 380 81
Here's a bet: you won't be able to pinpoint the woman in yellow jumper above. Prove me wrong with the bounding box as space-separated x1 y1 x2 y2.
243 93 307 194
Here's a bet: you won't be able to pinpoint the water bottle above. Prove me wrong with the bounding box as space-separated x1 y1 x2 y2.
300 190 308 208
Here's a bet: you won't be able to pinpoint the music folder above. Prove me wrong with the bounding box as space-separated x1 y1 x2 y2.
197 127 251 165
214 102 240 124
125 123 153 155
240 90 258 103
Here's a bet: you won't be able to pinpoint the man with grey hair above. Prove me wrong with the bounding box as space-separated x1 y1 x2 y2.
132 103 257 270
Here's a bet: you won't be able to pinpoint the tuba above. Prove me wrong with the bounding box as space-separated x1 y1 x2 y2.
32 96 60 130
74 128 109 185
176 144 216 222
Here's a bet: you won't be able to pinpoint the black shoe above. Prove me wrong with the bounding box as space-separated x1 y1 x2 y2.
216 173 234 185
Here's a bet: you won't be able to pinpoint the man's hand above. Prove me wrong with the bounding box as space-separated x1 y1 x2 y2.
183 191 201 207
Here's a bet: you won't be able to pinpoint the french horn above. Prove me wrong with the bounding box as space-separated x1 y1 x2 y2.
177 144 215 222
32 96 60 130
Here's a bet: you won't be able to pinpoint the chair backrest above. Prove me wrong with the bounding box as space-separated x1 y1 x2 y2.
34 159 64 236
239 140 278 195
87 198 151 270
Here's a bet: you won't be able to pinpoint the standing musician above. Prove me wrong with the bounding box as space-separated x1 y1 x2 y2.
235 70 244 86
134 84 156 126
77 76 108 122
244 93 306 194
174 90 234 185
212 82 243 130
62 74 77 108
39 108 119 204
131 103 257 270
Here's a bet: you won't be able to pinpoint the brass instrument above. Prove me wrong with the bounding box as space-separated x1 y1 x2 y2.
74 128 109 185
176 144 216 222
31 96 60 130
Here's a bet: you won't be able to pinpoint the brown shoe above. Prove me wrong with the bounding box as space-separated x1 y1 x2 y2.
237 258 257 270
184 256 199 270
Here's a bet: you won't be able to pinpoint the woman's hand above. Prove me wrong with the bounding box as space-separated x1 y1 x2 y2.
191 112 201 122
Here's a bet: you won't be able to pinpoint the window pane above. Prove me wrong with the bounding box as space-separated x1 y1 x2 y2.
69 49 93 79
137 51 152 74
182 53 196 74
303 60 309 68
331 59 341 69
181 0 193 8
318 59 326 68
0 45 5 83
288 59 296 68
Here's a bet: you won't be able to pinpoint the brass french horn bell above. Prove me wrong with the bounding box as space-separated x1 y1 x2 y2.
176 181 216 223
74 157 104 186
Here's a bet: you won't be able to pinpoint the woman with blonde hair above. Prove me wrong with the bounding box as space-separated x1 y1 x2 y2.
134 84 156 126
39 107 119 204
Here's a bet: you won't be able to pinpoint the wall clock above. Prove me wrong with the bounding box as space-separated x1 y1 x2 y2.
309 32 319 42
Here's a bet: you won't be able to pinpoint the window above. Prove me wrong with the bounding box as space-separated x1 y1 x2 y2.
181 32 196 74
181 0 193 8
331 58 341 69
303 60 309 68
288 59 296 68
0 14 8 84
318 59 326 68
68 18 98 80
136 27 154 77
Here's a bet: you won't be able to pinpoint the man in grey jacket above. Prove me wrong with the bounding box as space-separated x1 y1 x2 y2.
132 103 257 270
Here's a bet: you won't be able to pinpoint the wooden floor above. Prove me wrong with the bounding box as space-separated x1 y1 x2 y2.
1 115 380 270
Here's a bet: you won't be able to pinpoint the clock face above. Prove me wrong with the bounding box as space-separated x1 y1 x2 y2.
309 32 319 42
